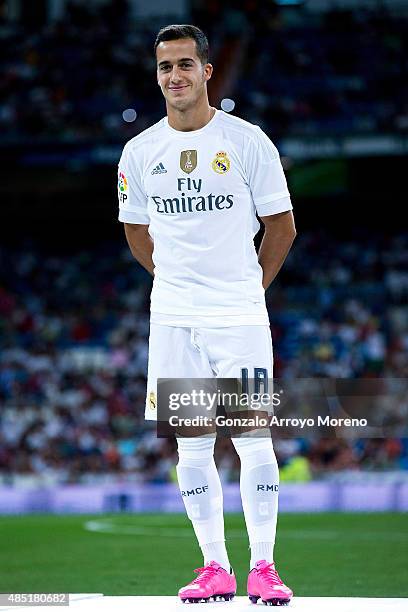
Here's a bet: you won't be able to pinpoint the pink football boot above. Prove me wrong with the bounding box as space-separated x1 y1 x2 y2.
178 561 236 603
247 560 293 606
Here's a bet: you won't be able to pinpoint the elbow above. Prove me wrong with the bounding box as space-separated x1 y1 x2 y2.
129 247 139 261
287 227 297 245
282 228 296 253
290 218 298 241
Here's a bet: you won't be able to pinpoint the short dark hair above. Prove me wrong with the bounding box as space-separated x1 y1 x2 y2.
154 24 209 65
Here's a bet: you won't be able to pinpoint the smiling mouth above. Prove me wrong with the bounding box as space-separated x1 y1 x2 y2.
169 85 188 91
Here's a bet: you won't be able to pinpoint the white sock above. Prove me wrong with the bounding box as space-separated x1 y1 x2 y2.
231 437 279 570
176 436 230 572
201 541 231 572
250 542 274 569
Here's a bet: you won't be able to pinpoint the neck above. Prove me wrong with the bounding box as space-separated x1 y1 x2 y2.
167 97 216 132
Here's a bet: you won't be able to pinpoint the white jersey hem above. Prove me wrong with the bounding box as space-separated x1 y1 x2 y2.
150 312 269 327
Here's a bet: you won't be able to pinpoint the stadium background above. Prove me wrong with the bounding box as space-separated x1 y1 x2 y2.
0 0 407 599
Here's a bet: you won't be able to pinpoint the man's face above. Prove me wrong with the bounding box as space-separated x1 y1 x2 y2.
156 38 212 111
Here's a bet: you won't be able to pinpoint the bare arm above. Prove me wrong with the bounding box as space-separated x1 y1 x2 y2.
124 223 154 276
258 210 297 289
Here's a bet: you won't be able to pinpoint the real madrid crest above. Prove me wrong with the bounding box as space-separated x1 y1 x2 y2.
149 391 156 410
212 151 231 174
180 150 197 174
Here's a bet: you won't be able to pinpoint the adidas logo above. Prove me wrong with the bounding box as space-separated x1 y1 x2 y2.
151 162 167 175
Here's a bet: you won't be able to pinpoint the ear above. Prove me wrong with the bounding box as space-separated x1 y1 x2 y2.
204 63 213 81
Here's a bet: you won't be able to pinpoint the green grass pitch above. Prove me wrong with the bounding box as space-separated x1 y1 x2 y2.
0 513 407 597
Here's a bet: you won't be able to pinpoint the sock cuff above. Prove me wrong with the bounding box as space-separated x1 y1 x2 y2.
177 436 216 461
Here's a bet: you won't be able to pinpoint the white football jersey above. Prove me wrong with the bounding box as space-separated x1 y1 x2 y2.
117 110 292 326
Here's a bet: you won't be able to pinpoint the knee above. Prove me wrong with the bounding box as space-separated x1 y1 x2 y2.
231 436 277 463
177 436 216 467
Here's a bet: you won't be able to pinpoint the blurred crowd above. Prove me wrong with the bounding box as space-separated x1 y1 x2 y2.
0 233 407 484
236 2 408 137
0 0 407 142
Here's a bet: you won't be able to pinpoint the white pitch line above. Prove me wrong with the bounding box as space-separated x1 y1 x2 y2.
83 518 408 541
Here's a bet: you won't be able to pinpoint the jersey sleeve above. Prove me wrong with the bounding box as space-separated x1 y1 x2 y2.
246 127 293 217
117 143 150 224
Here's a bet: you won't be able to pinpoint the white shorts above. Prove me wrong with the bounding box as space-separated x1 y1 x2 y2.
145 324 273 420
